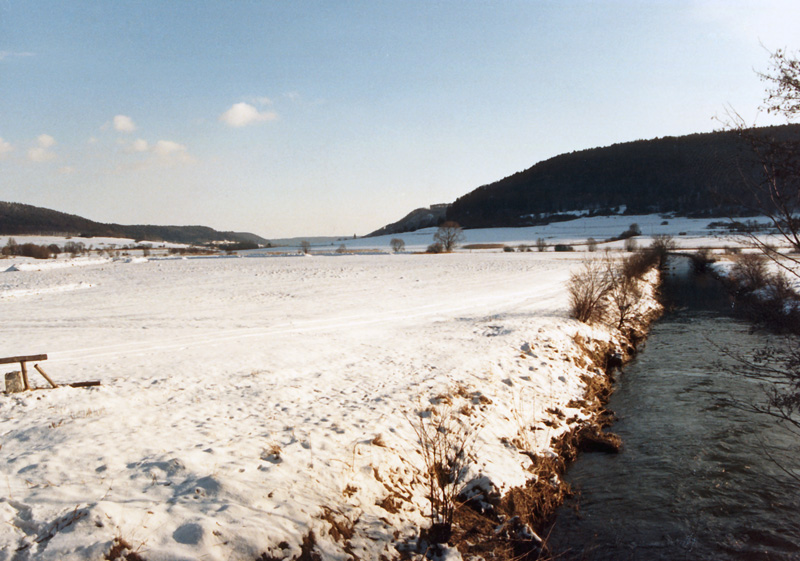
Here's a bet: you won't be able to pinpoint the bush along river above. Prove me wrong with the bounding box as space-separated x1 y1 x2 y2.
548 255 800 560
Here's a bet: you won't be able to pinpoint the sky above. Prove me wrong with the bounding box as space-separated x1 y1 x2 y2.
1 1 799 238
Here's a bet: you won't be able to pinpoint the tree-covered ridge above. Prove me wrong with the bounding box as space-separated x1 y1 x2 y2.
446 125 800 228
0 201 269 245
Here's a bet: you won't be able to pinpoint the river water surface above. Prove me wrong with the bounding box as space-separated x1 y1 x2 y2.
549 257 800 560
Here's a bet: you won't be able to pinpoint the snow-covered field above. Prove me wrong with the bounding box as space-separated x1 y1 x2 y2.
0 244 663 561
289 214 787 253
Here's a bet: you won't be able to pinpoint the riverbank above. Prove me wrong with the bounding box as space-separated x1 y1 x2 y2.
439 265 663 560
546 255 800 559
688 250 800 334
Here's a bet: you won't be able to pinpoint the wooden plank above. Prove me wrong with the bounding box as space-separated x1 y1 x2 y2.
0 354 48 365
20 362 29 391
68 381 101 388
34 364 58 388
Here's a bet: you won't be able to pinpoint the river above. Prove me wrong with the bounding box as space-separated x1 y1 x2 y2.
548 256 800 560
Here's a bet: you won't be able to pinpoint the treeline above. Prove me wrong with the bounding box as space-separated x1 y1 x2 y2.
1 238 93 259
0 201 269 246
446 125 800 228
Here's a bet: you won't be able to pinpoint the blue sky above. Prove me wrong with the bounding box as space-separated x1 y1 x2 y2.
1 1 798 238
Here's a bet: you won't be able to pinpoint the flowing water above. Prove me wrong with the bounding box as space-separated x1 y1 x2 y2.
548 257 800 560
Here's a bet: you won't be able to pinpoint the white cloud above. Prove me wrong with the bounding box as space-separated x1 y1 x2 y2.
219 102 277 127
59 166 76 175
27 134 56 162
37 134 56 148
118 137 195 167
129 138 150 153
113 115 137 133
27 147 56 162
0 137 13 157
152 140 186 157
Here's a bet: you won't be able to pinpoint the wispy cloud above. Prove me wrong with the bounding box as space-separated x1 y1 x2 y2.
120 137 195 166
219 102 277 127
27 134 56 162
0 51 35 62
152 140 191 161
0 137 13 158
37 134 55 148
113 115 137 133
127 138 149 153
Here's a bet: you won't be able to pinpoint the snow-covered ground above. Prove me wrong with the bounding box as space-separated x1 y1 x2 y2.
0 245 662 561
3 213 781 560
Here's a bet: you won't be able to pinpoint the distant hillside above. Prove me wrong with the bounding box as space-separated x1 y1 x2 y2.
0 202 270 246
366 204 449 237
445 125 800 229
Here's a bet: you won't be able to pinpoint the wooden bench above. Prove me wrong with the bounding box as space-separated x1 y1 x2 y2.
2 355 101 392
1 354 56 390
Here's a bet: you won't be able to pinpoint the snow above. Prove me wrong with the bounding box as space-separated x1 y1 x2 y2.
266 214 790 254
0 216 726 560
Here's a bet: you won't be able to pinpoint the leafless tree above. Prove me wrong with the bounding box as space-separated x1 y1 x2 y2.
717 49 800 485
433 221 465 252
719 49 800 277
604 255 642 331
649 234 677 266
300 240 310 254
390 238 405 253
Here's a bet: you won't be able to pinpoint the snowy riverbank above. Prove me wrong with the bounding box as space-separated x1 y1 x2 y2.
1 251 660 560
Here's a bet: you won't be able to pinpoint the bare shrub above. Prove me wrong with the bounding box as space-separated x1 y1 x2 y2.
649 234 677 264
587 237 597 252
621 250 659 280
300 240 310 254
410 407 478 542
2 239 53 259
731 253 770 291
426 242 444 254
623 237 638 252
568 260 611 324
336 244 347 254
536 238 547 252
64 241 85 257
692 247 716 273
16 243 52 259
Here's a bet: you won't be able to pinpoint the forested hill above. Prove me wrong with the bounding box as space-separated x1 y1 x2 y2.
0 201 269 246
446 125 800 228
